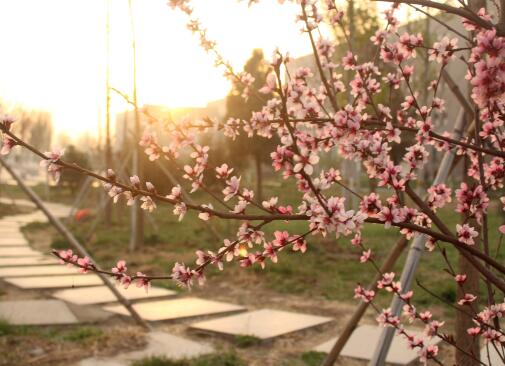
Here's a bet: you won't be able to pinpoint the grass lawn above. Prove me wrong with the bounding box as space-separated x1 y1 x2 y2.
0 320 145 366
131 351 327 366
27 177 503 316
4 176 503 365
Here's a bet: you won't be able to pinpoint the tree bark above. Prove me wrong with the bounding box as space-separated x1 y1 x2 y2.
455 1 486 362
129 0 143 250
254 154 263 203
455 156 481 366
104 0 113 227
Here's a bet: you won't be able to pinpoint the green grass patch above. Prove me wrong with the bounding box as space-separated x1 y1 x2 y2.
234 334 261 348
62 327 104 342
0 319 15 336
300 351 327 366
51 238 71 250
131 352 246 366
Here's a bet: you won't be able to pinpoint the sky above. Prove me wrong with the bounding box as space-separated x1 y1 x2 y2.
0 1 409 141
0 0 313 139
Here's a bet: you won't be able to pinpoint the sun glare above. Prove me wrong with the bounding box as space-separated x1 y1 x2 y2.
0 0 310 140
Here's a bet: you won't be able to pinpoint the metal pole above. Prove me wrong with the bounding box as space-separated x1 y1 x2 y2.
369 110 467 365
0 157 152 331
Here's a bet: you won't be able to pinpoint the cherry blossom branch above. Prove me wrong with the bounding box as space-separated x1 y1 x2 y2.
52 224 314 287
407 3 472 41
300 4 338 112
374 0 498 34
4 119 505 281
267 117 505 158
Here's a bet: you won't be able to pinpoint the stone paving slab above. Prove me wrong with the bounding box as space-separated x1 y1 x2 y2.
0 247 42 257
0 197 37 208
0 222 23 229
0 299 78 325
104 297 246 322
0 238 29 247
0 256 58 267
0 228 24 235
191 309 333 340
6 216 47 224
53 285 177 305
0 220 26 229
4 274 103 289
0 265 79 277
0 234 26 241
481 346 504 366
313 325 442 365
80 331 213 366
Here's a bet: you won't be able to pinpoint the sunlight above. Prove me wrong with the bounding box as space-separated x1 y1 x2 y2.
0 0 308 139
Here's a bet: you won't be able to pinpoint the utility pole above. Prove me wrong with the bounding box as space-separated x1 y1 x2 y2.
128 0 144 251
104 0 113 227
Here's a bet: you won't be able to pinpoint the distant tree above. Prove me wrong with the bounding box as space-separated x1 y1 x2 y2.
225 49 276 201
29 111 52 150
59 145 90 193
6 106 52 152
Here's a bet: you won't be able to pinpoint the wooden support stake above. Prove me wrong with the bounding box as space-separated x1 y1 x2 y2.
321 236 409 366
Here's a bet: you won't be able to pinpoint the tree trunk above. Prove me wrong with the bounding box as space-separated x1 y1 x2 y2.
104 0 113 227
129 0 143 251
455 1 486 362
455 156 481 366
254 154 263 203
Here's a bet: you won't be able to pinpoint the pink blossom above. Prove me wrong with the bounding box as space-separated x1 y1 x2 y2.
222 176 241 201
293 149 319 175
167 185 182 201
135 272 150 292
40 148 64 182
140 196 156 212
292 237 307 253
456 224 479 245
1 135 16 155
173 202 187 221
377 308 400 327
377 206 406 229
198 204 213 221
263 242 278 263
467 327 481 336
429 37 458 64
427 184 452 210
458 293 477 306
455 274 467 284
130 175 141 188
418 344 439 364
360 249 372 263
171 262 194 289
112 260 127 275
354 285 375 302
215 163 233 179
120 275 132 289
77 256 92 273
